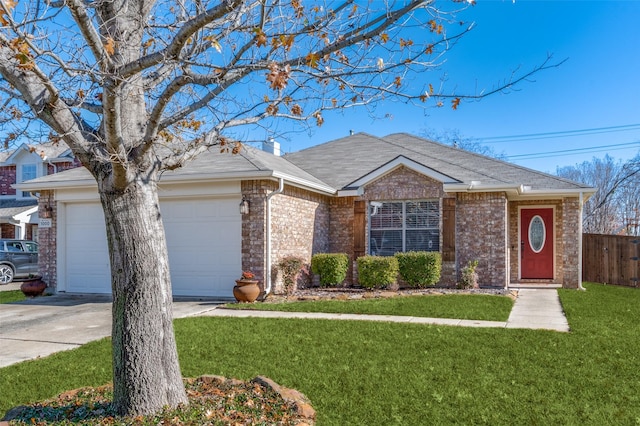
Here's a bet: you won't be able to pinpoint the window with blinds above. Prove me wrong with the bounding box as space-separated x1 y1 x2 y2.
369 200 440 256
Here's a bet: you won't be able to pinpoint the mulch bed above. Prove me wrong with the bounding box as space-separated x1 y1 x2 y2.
2 376 315 426
264 286 517 303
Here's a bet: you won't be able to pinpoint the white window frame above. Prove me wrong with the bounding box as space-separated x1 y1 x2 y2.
19 163 38 198
368 200 440 256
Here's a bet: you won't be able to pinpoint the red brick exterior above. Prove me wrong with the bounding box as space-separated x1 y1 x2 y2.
39 166 584 294
0 166 17 196
456 192 509 287
37 190 57 290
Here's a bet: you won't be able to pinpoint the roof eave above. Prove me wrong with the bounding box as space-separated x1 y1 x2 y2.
15 169 337 196
444 182 597 201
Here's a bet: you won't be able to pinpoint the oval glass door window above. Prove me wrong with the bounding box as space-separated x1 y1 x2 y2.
528 215 545 253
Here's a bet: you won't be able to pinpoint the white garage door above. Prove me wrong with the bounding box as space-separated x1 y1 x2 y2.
64 197 241 297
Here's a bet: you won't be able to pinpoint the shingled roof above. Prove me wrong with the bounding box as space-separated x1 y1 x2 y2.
284 132 594 194
17 132 595 199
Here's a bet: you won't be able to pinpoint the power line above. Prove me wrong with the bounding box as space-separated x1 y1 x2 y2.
479 124 640 144
506 141 640 159
507 142 640 161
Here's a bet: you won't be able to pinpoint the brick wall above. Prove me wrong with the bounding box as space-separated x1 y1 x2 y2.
0 166 16 196
0 223 15 238
456 192 508 287
241 180 269 285
37 190 57 290
507 198 582 288
362 166 446 200
241 180 331 294
561 197 580 288
328 197 356 285
270 185 330 293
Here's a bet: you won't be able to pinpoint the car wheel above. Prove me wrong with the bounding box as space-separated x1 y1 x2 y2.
0 265 14 284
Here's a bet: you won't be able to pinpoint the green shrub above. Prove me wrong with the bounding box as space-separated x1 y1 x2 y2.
458 260 479 289
311 253 349 287
395 251 442 287
277 255 306 294
357 256 399 289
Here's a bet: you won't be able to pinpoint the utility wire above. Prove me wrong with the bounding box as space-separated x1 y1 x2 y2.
479 124 640 144
506 141 640 160
508 144 640 162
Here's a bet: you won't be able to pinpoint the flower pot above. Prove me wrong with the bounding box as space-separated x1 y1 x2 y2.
233 279 260 303
20 279 47 297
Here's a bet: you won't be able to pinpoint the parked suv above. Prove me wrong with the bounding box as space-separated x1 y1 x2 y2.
0 240 39 284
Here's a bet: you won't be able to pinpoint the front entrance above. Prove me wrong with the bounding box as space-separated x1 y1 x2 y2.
520 208 554 279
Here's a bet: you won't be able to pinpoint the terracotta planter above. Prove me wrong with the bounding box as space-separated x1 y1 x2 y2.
20 279 47 297
233 279 260 303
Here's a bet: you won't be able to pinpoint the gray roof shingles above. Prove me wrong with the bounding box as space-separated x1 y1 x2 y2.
284 132 593 191
18 132 593 194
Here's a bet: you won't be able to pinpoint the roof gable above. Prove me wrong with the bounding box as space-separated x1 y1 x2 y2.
285 132 596 198
340 155 460 195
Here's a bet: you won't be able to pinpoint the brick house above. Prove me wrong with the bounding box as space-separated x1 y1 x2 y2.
0 142 79 241
17 133 596 297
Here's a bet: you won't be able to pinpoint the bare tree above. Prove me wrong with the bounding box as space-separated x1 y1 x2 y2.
421 127 507 159
557 153 640 235
0 0 556 416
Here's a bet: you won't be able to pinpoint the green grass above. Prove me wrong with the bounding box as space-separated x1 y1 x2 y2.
227 294 513 321
0 290 26 304
2 283 640 425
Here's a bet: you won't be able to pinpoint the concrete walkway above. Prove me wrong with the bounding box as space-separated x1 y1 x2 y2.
506 288 570 332
0 289 568 368
202 288 570 332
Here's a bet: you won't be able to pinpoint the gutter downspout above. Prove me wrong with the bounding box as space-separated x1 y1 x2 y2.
264 177 284 296
578 191 585 290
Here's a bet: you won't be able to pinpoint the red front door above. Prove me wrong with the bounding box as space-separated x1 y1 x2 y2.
521 208 554 279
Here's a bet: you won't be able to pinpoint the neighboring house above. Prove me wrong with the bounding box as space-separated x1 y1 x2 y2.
16 133 596 298
0 142 79 241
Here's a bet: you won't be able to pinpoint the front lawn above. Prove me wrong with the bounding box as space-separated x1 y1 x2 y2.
1 283 639 425
0 290 26 304
227 293 513 321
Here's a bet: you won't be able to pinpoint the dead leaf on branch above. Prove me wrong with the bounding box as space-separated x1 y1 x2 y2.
290 104 303 116
0 0 17 25
254 28 267 48
9 38 35 70
266 63 291 90
451 97 461 110
104 37 115 56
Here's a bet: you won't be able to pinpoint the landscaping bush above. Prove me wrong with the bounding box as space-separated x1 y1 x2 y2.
458 260 479 289
311 253 349 287
277 255 306 294
357 255 399 289
395 251 442 287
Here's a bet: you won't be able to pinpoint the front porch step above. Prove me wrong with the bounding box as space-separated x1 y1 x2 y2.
508 283 562 289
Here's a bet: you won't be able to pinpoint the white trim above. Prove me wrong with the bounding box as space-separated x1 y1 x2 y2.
15 168 336 196
264 178 285 296
346 156 459 189
518 205 556 280
444 182 597 201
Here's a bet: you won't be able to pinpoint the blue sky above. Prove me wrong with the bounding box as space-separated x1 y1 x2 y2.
263 0 640 174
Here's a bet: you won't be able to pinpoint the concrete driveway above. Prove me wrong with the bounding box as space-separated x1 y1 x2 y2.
0 293 225 367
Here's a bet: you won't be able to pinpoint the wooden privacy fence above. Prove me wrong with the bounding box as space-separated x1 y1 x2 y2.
582 233 640 287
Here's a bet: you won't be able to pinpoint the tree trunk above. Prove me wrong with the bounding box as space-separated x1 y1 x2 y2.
98 175 188 416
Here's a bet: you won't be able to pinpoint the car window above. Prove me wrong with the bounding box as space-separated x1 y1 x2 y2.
7 242 24 252
23 242 38 253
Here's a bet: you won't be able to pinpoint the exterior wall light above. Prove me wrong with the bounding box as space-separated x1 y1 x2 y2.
41 204 53 219
239 197 250 215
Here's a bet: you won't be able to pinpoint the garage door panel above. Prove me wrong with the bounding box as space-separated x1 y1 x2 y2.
65 197 241 297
